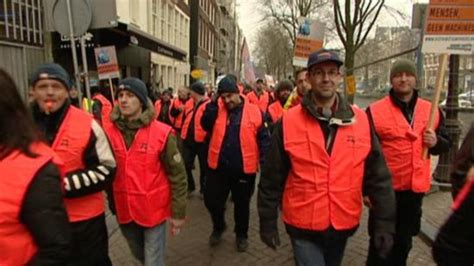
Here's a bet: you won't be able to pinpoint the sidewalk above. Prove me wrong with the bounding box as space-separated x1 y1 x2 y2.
108 190 442 265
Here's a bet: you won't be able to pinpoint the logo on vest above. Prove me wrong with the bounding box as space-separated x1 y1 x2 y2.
139 143 147 151
346 135 355 144
60 139 69 147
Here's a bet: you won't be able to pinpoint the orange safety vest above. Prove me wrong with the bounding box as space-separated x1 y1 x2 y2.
267 101 285 123
282 105 371 231
181 98 209 143
0 143 61 265
154 99 175 125
171 98 194 130
106 121 172 227
370 96 439 193
207 99 262 174
247 90 270 112
92 93 113 130
53 106 105 222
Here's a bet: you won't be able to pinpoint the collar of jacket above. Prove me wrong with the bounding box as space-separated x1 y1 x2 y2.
389 88 418 112
301 92 355 126
111 99 156 130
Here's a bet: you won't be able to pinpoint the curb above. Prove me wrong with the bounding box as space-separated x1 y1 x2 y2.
419 219 437 246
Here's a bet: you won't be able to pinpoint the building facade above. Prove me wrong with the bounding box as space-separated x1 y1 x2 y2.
0 0 49 98
44 0 190 94
190 0 218 84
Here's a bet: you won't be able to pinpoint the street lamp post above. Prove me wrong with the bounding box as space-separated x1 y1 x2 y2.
434 54 462 188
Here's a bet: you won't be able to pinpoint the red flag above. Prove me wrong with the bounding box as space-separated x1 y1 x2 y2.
241 38 256 84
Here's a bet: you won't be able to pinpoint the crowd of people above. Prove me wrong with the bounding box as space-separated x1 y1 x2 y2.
1 48 473 266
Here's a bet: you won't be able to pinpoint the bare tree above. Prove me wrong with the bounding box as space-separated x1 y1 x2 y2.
333 0 385 103
260 0 330 48
253 22 293 81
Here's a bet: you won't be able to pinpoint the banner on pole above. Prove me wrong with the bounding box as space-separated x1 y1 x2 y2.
293 18 325 67
94 46 120 80
422 0 474 54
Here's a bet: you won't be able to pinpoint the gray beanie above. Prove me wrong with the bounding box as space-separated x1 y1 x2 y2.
390 59 417 79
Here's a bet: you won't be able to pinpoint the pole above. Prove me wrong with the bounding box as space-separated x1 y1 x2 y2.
80 35 92 113
108 77 115 105
434 54 462 187
66 0 82 108
422 54 448 159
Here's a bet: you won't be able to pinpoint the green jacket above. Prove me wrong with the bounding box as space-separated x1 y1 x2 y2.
110 100 188 219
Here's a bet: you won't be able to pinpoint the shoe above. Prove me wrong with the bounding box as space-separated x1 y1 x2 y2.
236 237 248 252
209 225 226 246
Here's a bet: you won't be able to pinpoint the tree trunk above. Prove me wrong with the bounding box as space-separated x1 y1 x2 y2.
345 44 356 104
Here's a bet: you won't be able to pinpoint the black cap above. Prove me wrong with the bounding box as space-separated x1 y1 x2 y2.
217 76 239 94
307 48 343 70
190 81 205 95
118 77 148 106
30 63 71 89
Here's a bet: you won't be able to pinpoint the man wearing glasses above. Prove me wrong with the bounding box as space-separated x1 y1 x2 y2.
258 48 396 265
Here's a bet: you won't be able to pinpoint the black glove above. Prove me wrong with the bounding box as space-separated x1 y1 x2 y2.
259 221 280 250
373 232 393 258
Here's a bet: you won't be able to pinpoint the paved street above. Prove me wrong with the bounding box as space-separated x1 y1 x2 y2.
109 187 439 266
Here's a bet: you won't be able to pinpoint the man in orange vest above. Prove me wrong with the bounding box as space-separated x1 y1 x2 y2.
258 49 396 265
154 88 175 126
30 63 117 265
106 77 187 265
265 79 293 131
0 68 71 265
284 68 311 109
247 78 271 112
91 84 114 130
181 82 210 195
366 59 451 266
201 75 270 252
170 86 193 134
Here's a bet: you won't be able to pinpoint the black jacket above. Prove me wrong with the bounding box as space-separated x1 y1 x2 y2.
258 93 396 239
21 162 72 265
450 122 474 197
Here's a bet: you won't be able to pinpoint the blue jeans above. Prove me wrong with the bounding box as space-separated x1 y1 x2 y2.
291 234 348 266
120 221 167 266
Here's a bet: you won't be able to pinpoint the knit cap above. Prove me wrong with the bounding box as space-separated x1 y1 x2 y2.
118 78 148 106
30 63 71 89
190 81 205 95
217 76 239 94
390 59 417 79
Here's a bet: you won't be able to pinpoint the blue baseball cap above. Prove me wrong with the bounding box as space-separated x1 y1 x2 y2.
307 49 343 70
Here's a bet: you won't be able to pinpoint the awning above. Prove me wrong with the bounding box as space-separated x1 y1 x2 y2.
117 23 187 62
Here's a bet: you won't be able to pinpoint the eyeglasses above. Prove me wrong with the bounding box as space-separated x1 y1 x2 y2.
310 69 340 78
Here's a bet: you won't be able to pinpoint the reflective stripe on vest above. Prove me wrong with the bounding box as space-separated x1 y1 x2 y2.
92 94 113 130
0 143 57 265
180 99 209 143
247 91 270 112
207 100 262 174
370 96 439 193
106 121 172 227
282 105 371 231
268 101 285 123
52 106 105 222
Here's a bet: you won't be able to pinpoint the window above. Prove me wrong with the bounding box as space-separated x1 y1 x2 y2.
168 4 173 44
0 0 43 45
161 0 167 41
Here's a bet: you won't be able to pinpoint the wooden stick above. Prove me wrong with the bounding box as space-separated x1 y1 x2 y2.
108 78 115 106
422 53 448 160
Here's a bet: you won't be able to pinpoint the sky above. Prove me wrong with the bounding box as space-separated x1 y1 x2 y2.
236 0 430 53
